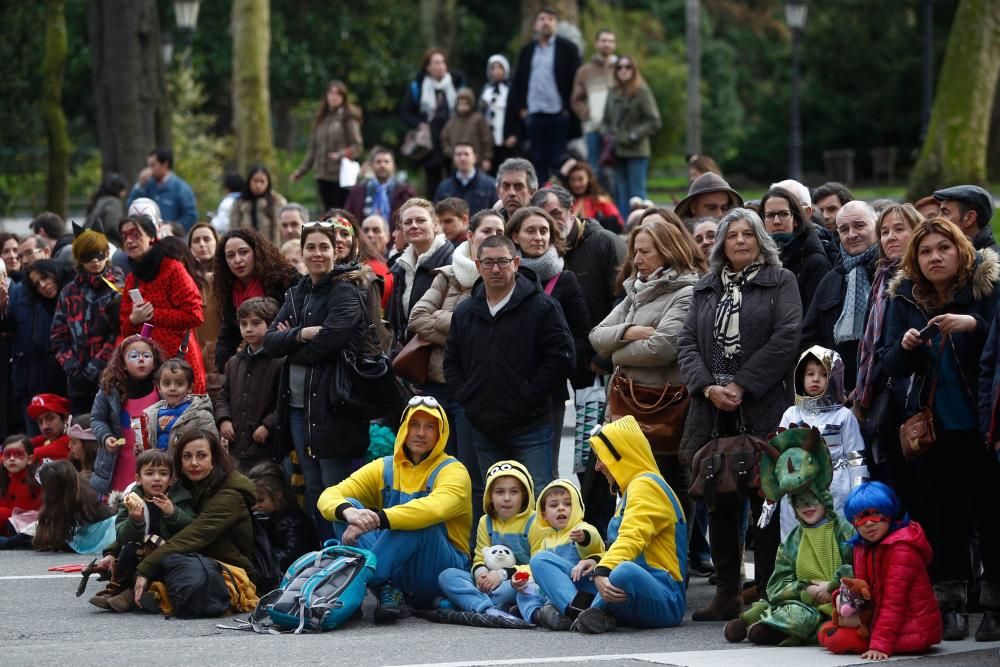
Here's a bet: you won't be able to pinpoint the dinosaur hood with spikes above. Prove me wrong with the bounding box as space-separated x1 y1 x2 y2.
759 424 837 520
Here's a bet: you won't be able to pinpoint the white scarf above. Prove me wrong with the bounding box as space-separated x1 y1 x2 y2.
451 241 480 289
399 233 448 308
420 73 457 118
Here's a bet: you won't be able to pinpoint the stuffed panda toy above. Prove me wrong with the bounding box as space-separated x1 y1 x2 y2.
483 544 516 576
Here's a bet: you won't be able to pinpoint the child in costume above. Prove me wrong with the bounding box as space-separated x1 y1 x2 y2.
776 346 867 538
819 481 942 659
513 479 606 630
435 460 537 628
0 435 42 549
725 426 855 646
88 449 195 612
248 462 318 573
143 358 216 451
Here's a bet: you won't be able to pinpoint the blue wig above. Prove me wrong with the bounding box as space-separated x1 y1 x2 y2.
844 481 909 544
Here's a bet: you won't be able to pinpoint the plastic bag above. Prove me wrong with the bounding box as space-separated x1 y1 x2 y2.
574 378 606 474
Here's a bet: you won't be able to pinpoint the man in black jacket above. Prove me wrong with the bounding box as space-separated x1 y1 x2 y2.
445 235 574 490
504 8 582 184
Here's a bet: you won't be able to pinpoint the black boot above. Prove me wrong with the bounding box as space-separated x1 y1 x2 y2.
935 580 969 641
976 581 1000 642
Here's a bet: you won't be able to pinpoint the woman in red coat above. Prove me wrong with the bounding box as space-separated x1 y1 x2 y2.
820 481 942 659
117 214 206 392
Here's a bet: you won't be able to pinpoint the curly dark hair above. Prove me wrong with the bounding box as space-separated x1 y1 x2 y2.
99 335 167 400
211 228 294 320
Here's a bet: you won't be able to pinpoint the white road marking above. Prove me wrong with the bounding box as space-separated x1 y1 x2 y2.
0 574 81 580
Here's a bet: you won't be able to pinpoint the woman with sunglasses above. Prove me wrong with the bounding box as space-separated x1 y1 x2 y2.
601 55 661 218
51 223 125 414
264 211 374 535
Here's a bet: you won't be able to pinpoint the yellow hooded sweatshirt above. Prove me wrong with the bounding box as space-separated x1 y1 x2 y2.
531 479 605 560
318 402 472 557
472 460 537 574
589 416 686 582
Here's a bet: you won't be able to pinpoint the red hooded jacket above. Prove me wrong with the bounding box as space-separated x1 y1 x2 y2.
0 468 43 524
853 521 942 655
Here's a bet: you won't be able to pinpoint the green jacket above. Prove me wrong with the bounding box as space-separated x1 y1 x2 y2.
137 471 258 580
766 515 855 604
103 482 196 556
601 83 661 158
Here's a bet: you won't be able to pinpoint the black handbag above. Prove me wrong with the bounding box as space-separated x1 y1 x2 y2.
860 377 894 436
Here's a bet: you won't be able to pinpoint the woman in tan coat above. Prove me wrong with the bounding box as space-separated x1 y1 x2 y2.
231 165 288 247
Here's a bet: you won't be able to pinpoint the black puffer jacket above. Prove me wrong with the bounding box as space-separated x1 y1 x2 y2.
538 269 590 401
677 264 803 463
263 264 371 459
777 226 831 314
445 269 575 434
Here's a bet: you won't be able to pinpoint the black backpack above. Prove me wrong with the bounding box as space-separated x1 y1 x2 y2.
249 509 282 593
161 553 231 618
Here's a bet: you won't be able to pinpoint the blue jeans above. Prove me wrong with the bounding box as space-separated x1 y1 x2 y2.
614 157 649 217
289 407 353 539
438 568 518 613
463 419 554 494
526 112 570 185
690 501 712 563
531 550 686 628
585 131 602 171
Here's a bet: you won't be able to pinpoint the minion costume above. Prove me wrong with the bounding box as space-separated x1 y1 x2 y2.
437 460 537 613
516 479 605 622
529 416 688 631
318 397 472 609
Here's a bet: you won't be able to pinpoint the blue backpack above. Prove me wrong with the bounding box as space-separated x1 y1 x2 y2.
245 541 376 633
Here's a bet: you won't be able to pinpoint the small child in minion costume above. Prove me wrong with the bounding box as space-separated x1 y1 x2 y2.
725 425 856 646
318 396 472 623
434 460 537 628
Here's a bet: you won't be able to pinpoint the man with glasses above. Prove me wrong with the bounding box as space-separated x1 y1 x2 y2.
445 235 575 492
16 235 51 269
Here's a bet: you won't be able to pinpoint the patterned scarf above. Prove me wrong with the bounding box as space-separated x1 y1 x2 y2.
833 244 878 344
713 260 761 359
855 259 897 407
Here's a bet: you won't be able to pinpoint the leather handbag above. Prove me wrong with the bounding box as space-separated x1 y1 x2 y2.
607 368 689 455
898 337 946 459
391 335 434 384
688 410 763 508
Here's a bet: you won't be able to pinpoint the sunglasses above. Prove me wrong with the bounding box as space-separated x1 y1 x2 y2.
82 251 108 263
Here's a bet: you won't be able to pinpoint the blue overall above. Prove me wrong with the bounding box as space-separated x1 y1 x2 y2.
438 514 536 612
515 528 593 622
528 473 688 628
334 455 470 608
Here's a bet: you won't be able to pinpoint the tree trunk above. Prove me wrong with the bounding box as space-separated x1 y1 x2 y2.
907 0 1000 199
519 0 579 43
419 0 457 60
88 0 170 182
42 0 70 217
232 0 276 175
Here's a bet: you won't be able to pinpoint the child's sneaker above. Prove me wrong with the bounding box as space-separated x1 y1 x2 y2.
533 604 573 631
571 607 617 634
374 583 408 623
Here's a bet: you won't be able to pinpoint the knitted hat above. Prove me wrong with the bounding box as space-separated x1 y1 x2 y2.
71 229 109 263
27 393 71 419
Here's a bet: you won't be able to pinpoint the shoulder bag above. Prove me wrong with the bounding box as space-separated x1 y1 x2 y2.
688 409 763 508
607 367 689 456
898 335 946 460
391 335 435 385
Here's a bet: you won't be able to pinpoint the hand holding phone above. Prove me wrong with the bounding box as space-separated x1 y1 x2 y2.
129 288 143 304
918 323 939 341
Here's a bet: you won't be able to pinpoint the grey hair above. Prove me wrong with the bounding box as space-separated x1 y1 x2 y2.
530 185 573 211
836 200 877 228
279 202 309 221
709 208 782 273
497 158 538 192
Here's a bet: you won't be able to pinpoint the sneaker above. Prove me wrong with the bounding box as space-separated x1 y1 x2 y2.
483 607 534 629
437 598 453 611
533 604 573 631
374 583 408 624
571 607 617 634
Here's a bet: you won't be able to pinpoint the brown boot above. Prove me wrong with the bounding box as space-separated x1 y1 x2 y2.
107 587 136 613
691 589 743 622
88 582 122 610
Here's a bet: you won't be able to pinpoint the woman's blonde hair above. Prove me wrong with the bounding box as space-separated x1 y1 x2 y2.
398 198 438 224
900 217 977 313
875 203 923 261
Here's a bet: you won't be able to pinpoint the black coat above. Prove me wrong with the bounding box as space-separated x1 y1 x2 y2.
801 251 878 393
401 70 466 169
444 270 575 434
215 266 300 372
504 36 582 141
388 240 454 346
215 348 285 461
533 268 590 401
260 506 320 573
263 265 370 459
779 226 832 314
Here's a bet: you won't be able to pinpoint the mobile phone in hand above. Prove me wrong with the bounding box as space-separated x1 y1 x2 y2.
129 288 143 304
918 322 939 341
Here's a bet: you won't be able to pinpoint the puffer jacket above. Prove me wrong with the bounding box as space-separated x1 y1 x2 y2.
677 264 802 463
2 281 66 400
408 265 473 384
853 522 942 656
590 268 698 387
230 191 289 247
263 264 372 459
388 235 454 345
90 387 125 495
142 393 219 451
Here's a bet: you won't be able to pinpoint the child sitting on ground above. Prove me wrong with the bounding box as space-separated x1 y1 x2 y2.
28 393 72 460
0 435 43 549
88 449 195 612
67 416 100 484
819 481 942 658
776 346 867 538
514 480 605 629
143 358 217 451
436 460 537 627
33 459 116 553
248 462 318 573
217 297 284 472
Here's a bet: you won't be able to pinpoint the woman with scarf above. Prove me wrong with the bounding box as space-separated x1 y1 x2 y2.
506 206 590 473
231 164 288 247
402 48 464 196
51 223 125 414
677 208 802 622
853 203 921 484
117 213 206 392
801 200 880 393
590 215 701 510
761 186 831 314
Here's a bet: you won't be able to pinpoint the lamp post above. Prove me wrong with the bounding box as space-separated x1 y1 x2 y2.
785 0 807 182
173 0 200 65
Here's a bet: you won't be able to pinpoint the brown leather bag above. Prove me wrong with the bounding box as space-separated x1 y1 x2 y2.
391 335 435 384
688 411 763 507
607 368 689 455
898 336 944 459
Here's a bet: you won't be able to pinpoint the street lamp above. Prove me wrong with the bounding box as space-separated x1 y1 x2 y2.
173 1 200 67
785 0 808 181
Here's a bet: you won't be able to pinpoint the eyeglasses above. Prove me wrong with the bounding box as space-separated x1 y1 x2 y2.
408 395 441 409
2 449 26 460
764 210 793 222
126 350 154 362
18 248 41 260
478 257 514 270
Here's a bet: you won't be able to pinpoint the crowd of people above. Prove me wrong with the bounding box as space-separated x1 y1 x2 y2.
0 5 998 658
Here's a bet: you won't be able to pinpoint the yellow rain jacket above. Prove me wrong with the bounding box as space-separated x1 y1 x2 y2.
531 479 605 561
472 460 537 574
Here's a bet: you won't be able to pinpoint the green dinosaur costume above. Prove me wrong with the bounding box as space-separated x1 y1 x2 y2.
741 426 855 645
